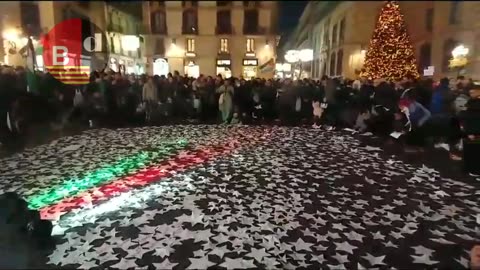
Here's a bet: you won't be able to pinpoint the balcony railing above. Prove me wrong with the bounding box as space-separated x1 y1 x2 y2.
243 26 267 35
151 26 168 35
216 25 234 35
182 26 198 35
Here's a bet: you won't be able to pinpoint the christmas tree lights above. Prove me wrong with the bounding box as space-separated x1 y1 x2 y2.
361 1 420 80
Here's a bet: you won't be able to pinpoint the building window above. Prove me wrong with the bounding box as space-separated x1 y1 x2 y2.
339 18 345 44
246 38 255 52
20 2 41 37
183 9 198 34
442 39 457 72
76 1 90 9
329 52 336 76
323 26 328 48
187 38 195 52
243 9 259 34
419 43 432 70
217 1 232 7
336 49 343 76
220 38 229 53
155 38 165 55
426 8 434 32
151 11 167 34
217 10 232 34
332 24 338 46
449 1 460 25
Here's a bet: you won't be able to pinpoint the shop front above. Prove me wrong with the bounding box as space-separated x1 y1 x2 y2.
275 63 292 79
184 60 200 78
242 59 258 80
125 60 136 74
153 58 169 76
135 63 145 75
216 59 232 79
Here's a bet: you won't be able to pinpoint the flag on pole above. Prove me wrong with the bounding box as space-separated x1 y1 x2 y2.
25 36 38 93
259 58 275 74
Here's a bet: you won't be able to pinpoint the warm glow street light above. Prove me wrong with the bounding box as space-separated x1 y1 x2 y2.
452 45 469 59
450 44 469 71
2 28 21 41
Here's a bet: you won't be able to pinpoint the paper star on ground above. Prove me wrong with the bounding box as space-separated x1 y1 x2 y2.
220 258 256 269
335 241 357 254
362 253 386 266
291 237 313 251
187 257 217 269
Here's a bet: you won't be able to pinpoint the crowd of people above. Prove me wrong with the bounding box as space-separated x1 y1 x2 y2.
0 65 479 173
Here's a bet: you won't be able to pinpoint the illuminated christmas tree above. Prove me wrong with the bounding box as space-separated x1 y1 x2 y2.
361 1 419 80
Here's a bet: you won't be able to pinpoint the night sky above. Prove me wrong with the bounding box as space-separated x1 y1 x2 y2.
278 1 308 34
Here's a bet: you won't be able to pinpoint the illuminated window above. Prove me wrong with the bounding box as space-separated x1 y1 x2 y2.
187 38 195 52
220 38 229 53
246 38 255 52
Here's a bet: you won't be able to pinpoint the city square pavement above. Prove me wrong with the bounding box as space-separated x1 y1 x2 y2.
0 125 478 269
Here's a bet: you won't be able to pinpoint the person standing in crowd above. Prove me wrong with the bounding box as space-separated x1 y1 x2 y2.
216 78 234 124
142 77 158 123
260 79 277 122
399 97 432 153
460 85 480 173
277 78 296 126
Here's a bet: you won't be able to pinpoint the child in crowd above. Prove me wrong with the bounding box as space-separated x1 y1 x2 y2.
311 100 323 129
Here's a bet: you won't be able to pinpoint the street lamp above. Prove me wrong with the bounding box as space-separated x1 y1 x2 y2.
452 45 469 59
450 44 469 75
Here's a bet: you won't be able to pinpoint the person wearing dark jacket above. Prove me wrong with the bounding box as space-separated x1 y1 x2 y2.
260 79 277 122
367 80 398 137
430 78 451 115
459 87 480 173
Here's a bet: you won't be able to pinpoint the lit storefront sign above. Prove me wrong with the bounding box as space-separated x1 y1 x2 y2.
242 59 258 79
243 59 258 66
216 59 232 79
